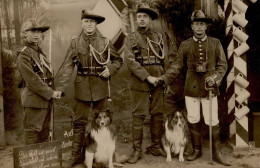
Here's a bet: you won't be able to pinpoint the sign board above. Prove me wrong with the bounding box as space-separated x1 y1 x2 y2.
53 120 73 161
13 141 62 168
54 122 73 153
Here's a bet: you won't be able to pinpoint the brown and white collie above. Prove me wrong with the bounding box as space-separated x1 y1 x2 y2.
162 111 189 162
84 111 116 168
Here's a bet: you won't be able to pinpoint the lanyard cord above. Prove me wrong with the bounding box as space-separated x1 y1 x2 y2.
89 39 110 65
146 33 164 59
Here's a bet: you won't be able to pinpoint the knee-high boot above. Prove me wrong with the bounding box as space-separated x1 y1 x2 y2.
71 121 86 164
146 113 166 156
128 116 144 164
187 123 202 161
212 125 231 166
25 130 38 145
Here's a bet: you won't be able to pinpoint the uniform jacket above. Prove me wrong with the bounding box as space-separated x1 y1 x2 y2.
17 42 54 108
56 31 122 101
124 27 167 91
163 36 227 97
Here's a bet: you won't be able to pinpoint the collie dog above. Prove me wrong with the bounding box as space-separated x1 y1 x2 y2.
162 111 189 162
84 111 116 168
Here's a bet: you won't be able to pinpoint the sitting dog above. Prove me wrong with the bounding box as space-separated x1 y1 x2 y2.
162 111 189 162
84 111 116 168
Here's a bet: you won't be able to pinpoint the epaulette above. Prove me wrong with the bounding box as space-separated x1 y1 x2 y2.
21 46 27 52
127 32 136 40
15 46 27 58
152 31 163 39
17 46 27 54
71 35 79 40
97 33 108 40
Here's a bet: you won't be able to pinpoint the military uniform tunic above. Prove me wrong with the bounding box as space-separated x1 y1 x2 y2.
57 32 122 102
163 36 227 97
17 41 54 144
124 27 165 116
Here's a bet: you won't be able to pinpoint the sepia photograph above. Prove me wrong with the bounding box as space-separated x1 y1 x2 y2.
0 0 260 167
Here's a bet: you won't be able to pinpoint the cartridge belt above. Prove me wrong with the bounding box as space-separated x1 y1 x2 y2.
77 66 105 76
136 55 163 66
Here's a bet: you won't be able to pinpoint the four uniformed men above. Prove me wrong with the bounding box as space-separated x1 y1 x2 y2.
17 4 231 167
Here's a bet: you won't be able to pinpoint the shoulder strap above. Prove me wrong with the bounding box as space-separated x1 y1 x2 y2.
17 46 27 57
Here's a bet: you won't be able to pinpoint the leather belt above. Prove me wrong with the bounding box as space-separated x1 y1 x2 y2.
136 56 163 66
77 66 105 76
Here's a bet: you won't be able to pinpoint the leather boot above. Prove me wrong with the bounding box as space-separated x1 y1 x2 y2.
187 123 202 161
212 126 231 166
128 150 142 164
70 121 86 166
146 113 166 157
25 130 38 145
128 116 144 164
38 124 49 143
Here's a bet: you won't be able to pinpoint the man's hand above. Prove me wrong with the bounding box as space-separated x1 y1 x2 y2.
155 77 164 87
52 91 62 99
99 66 110 78
205 76 215 87
146 76 157 86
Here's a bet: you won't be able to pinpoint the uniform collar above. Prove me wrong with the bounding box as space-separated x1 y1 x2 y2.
137 26 152 35
82 31 97 40
24 41 40 51
193 35 207 42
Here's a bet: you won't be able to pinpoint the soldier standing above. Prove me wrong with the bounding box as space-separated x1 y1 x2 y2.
56 10 122 166
162 10 230 166
17 19 62 145
124 3 167 163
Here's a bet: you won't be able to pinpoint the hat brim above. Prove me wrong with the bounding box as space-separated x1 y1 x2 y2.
81 14 105 24
192 17 213 23
27 26 50 33
137 8 159 20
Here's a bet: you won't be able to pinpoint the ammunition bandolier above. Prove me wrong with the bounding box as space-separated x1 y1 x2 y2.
18 49 53 88
71 34 110 76
130 31 164 66
17 42 54 108
124 29 166 92
57 32 122 101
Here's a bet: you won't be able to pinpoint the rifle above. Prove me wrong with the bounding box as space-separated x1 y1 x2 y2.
49 29 54 142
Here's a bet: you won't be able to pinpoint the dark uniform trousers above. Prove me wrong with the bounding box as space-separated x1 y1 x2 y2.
56 31 122 163
131 88 164 151
72 98 107 162
23 106 51 145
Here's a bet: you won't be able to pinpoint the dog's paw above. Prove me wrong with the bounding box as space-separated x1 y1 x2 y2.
179 155 184 162
166 157 172 162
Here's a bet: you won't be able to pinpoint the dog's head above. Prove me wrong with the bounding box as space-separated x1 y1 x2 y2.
93 111 112 129
167 111 186 130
